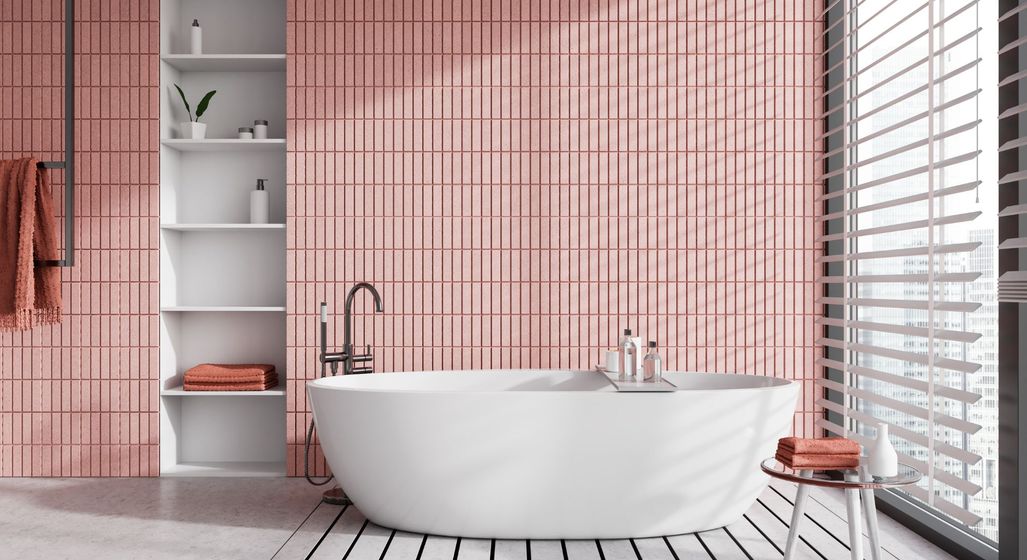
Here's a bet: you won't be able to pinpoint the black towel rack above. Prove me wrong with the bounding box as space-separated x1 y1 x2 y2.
35 0 74 267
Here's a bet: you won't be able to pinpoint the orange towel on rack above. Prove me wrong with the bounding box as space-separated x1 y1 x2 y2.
778 436 860 456
775 452 860 469
0 157 61 331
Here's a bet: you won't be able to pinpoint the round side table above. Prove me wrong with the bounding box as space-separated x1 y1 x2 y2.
761 458 921 560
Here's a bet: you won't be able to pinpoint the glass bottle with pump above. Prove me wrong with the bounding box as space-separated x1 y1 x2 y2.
618 328 640 381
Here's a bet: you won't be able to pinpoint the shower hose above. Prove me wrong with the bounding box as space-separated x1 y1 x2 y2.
304 360 334 486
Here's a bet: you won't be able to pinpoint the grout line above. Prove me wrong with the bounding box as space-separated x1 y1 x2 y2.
342 519 370 560
305 504 347 560
661 536 680 560
692 533 717 559
271 500 322 559
722 527 754 560
379 530 396 560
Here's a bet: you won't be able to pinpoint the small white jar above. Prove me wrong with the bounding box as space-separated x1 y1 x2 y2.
253 120 268 139
238 127 254 139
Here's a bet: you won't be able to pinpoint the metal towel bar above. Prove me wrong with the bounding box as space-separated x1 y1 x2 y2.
35 0 74 268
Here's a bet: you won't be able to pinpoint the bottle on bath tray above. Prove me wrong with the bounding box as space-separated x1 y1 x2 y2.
618 328 640 382
642 341 662 383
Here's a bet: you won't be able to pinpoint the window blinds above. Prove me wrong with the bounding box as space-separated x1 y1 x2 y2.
819 0 986 528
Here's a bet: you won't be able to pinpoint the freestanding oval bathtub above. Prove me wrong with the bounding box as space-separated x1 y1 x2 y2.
308 370 798 540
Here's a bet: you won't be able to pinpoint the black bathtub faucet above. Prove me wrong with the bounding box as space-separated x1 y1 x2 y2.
319 282 385 375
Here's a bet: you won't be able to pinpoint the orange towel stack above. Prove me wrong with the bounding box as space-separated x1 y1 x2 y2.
183 364 278 391
776 437 860 470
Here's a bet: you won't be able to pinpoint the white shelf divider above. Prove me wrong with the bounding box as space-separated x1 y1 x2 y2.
160 306 286 312
161 223 285 232
161 138 286 152
161 54 286 72
161 385 286 397
161 461 286 478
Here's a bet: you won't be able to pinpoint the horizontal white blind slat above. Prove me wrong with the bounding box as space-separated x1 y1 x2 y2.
819 338 981 375
816 358 982 403
817 378 982 433
816 316 982 343
817 211 981 243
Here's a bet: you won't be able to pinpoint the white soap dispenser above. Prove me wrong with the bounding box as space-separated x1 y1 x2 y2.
190 19 202 55
250 178 269 224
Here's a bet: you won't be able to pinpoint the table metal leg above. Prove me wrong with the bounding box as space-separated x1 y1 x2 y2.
846 486 864 560
784 471 812 560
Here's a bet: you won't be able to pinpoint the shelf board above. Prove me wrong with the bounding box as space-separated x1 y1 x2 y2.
161 385 286 397
161 461 285 478
161 54 286 72
161 223 285 232
160 306 286 313
161 139 286 152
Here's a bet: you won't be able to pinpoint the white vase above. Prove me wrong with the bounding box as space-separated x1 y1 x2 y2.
868 423 898 478
180 121 206 139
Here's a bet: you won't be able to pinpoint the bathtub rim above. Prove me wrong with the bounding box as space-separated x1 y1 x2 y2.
306 369 797 394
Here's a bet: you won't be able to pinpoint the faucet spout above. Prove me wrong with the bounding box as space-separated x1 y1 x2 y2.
342 282 385 374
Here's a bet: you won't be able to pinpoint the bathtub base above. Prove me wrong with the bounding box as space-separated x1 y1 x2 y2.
308 370 799 540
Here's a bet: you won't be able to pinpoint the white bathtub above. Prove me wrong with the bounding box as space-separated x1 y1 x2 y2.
307 370 798 540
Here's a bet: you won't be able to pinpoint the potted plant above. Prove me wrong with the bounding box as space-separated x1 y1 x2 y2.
175 84 216 139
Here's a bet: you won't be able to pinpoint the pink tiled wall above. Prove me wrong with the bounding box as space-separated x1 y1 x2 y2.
0 0 159 476
286 0 824 476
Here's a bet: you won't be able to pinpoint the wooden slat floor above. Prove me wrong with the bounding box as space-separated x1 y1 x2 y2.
272 480 954 560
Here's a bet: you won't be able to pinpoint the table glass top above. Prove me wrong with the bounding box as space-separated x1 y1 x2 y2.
761 458 922 489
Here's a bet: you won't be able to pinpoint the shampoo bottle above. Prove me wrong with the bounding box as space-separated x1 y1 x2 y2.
618 328 640 382
250 178 269 224
190 19 203 55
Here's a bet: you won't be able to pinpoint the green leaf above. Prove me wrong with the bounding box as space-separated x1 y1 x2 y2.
194 90 217 121
174 83 192 121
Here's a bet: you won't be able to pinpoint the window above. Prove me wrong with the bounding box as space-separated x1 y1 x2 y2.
820 0 998 549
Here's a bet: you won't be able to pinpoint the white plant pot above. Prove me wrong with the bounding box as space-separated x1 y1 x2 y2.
180 121 206 140
868 423 898 478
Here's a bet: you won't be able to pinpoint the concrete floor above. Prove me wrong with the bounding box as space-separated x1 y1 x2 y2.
0 478 324 560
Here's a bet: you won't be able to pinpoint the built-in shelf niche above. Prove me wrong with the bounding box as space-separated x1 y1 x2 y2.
161 0 285 56
159 0 287 478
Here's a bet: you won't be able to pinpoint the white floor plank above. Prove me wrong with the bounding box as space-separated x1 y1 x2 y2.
419 535 458 560
696 528 747 559
309 505 367 559
272 502 342 560
768 480 891 560
598 539 637 559
382 531 425 559
632 537 675 559
722 514 782 560
743 499 820 560
564 539 602 560
344 522 393 559
493 539 528 559
759 487 853 559
457 537 492 560
666 533 710 558
530 540 565 560
800 482 957 560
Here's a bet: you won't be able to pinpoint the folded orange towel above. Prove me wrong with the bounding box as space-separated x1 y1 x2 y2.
778 436 860 455
183 363 275 379
776 452 860 469
184 378 279 391
184 373 276 384
0 157 61 331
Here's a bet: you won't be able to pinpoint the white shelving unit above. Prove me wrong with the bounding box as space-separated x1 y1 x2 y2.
159 0 287 477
